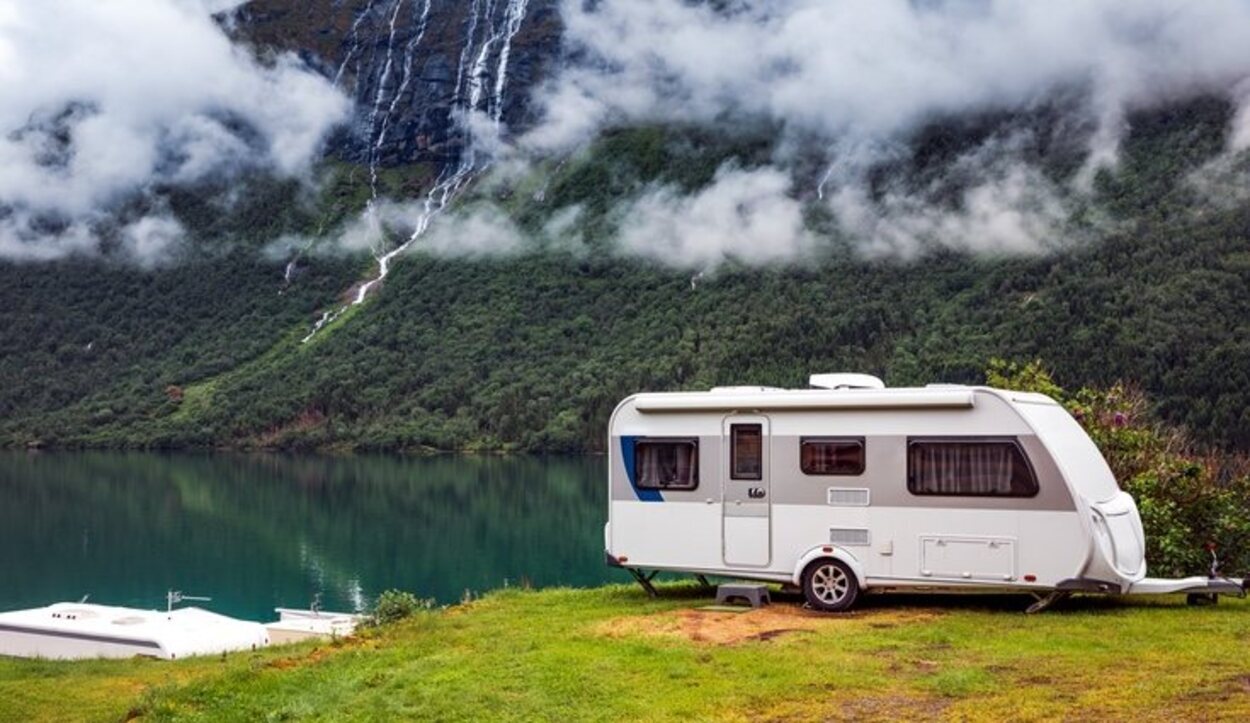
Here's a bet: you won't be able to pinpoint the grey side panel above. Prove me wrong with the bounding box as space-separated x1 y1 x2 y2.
769 434 1074 511
611 403 1077 511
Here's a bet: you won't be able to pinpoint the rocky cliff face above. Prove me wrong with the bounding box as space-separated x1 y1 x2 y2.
232 0 562 167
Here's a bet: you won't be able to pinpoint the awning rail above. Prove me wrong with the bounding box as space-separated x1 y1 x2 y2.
633 390 976 413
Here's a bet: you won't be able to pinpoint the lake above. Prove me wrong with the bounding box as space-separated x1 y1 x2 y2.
0 452 620 621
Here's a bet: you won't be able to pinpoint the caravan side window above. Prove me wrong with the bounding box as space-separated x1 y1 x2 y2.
635 439 699 490
907 438 1038 497
800 437 865 475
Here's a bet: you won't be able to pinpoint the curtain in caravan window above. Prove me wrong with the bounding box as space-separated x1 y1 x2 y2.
907 440 1037 497
800 438 865 475
636 440 699 489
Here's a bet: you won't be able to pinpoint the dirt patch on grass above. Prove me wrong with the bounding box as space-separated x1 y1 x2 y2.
751 692 948 722
834 694 949 721
596 603 940 646
265 636 369 671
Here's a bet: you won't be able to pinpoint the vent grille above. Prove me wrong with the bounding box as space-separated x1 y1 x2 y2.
829 528 871 546
827 487 870 506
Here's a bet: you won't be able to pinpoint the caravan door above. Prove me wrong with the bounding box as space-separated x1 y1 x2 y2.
722 415 771 567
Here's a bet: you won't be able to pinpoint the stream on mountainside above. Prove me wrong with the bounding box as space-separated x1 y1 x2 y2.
0 452 620 621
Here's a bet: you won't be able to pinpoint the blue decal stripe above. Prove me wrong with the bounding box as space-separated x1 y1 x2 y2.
621 435 663 502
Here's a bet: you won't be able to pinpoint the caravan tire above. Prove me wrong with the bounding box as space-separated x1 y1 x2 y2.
802 559 860 612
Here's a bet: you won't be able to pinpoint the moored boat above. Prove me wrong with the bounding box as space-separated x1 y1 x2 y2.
0 601 270 660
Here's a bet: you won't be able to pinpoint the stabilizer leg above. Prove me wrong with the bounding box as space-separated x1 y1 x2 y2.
627 568 660 598
1026 591 1070 614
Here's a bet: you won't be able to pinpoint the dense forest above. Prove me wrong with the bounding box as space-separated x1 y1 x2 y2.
2 96 1250 454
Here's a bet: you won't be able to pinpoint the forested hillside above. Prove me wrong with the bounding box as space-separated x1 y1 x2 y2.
3 95 1249 454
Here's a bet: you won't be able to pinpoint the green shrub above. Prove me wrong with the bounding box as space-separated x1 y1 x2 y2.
988 359 1250 577
365 589 433 627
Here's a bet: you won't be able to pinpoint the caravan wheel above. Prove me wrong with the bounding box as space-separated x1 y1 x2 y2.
802 559 860 612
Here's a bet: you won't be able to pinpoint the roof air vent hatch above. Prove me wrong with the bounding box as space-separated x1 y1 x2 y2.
809 373 886 391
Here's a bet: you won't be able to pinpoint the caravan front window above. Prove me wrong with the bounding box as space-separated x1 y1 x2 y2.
635 439 699 490
907 438 1038 497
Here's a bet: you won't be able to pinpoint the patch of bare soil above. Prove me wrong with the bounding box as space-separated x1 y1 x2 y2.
596 603 940 646
830 695 949 722
750 692 948 722
265 636 369 671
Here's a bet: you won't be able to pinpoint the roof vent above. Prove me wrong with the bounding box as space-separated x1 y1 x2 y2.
809 373 885 391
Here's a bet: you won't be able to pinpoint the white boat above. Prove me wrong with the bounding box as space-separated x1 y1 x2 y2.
0 602 270 660
264 607 361 644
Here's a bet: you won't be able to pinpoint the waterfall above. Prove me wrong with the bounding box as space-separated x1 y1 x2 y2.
466 0 501 113
492 0 530 123
302 0 533 343
333 0 378 88
365 0 407 203
816 164 835 201
451 0 486 107
375 0 433 154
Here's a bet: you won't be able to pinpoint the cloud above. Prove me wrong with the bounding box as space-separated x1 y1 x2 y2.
831 163 1072 259
615 165 814 267
528 0 1250 158
816 132 1077 258
505 0 1250 263
120 214 186 268
309 198 527 263
420 205 528 258
0 0 349 262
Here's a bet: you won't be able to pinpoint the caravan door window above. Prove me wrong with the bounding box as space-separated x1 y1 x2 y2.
907 438 1038 497
730 424 763 480
635 439 699 490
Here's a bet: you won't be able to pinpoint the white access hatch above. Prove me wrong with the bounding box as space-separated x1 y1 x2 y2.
920 536 1017 582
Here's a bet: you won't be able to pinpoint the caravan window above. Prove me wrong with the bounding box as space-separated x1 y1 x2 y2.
635 439 699 490
907 438 1038 497
731 424 763 480
800 438 865 476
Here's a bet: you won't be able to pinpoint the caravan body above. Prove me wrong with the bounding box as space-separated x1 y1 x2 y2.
605 375 1241 610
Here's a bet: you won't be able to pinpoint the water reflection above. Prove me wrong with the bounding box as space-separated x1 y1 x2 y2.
0 452 615 620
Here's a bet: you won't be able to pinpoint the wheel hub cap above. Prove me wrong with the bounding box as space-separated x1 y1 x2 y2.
812 564 850 603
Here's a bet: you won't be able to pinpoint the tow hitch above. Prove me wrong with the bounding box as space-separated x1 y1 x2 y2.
1128 543 1248 603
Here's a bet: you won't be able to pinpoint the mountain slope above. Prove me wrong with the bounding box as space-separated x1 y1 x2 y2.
4 96 1250 452
4 4 1250 453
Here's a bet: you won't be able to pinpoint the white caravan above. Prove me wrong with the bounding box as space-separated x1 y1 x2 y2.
604 374 1247 612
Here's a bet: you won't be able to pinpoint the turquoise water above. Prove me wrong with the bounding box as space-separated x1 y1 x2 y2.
0 452 618 621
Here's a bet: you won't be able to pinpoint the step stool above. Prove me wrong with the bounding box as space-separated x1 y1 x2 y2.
715 583 771 608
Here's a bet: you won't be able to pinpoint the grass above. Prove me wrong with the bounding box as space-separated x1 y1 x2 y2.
2 584 1249 721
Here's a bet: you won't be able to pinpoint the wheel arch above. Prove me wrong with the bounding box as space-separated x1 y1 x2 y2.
792 545 867 589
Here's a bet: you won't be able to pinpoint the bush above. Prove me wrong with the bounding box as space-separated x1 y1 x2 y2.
988 359 1250 577
365 589 432 627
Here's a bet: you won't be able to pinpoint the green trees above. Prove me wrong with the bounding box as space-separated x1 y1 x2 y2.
3 96 1250 456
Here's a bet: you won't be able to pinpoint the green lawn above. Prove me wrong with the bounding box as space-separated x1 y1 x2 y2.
2 584 1249 721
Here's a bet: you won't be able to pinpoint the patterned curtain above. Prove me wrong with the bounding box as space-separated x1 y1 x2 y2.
910 443 1015 495
638 442 696 488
